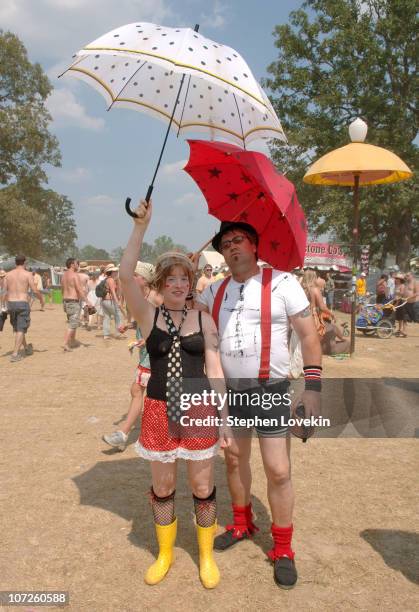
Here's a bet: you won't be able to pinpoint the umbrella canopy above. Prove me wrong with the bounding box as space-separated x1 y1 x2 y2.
184 140 307 271
303 117 414 356
62 22 285 147
304 142 412 186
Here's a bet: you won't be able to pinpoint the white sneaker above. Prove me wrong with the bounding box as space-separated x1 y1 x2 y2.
102 430 128 451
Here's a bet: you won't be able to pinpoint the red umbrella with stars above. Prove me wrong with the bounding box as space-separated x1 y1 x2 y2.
184 140 307 270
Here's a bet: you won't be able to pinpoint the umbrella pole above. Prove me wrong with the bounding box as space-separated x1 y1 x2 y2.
125 24 200 217
350 174 360 356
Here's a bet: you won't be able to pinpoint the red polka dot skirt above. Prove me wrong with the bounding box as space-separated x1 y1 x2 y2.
136 397 219 462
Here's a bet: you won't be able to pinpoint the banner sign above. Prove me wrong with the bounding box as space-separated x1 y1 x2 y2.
304 242 352 269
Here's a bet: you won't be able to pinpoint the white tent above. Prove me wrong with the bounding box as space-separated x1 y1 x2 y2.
199 251 225 270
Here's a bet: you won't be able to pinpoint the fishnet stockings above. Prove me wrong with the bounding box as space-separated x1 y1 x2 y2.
150 488 175 526
193 487 217 527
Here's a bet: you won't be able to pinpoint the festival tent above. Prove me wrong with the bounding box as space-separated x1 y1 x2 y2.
199 251 226 270
0 255 54 272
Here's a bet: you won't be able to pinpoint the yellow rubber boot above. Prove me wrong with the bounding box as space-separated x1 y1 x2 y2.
144 518 177 585
196 523 220 589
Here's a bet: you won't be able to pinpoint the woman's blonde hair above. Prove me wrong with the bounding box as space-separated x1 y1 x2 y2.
152 252 194 292
301 269 318 299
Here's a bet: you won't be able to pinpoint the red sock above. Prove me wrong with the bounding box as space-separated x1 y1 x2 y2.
226 503 259 538
267 523 295 561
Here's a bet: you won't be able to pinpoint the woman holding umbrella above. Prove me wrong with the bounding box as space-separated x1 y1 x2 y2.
119 200 230 589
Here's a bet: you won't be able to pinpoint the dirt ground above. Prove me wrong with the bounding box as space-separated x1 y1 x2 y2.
0 304 418 611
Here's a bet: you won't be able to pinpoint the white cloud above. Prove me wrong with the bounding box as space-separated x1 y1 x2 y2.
83 194 118 206
0 0 172 61
58 166 92 183
201 0 229 29
173 192 198 206
46 88 105 131
161 159 187 176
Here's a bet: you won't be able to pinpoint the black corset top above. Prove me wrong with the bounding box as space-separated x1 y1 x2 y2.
146 308 209 401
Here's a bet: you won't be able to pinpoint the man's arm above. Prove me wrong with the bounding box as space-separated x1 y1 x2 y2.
289 306 322 418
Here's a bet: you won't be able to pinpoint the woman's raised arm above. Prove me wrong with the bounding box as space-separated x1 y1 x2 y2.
119 200 155 336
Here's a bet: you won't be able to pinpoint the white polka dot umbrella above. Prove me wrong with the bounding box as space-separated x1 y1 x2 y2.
60 22 286 213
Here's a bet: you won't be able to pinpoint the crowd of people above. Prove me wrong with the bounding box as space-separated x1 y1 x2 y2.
1 215 418 590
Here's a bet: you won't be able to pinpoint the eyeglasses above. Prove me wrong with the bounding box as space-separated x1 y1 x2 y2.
220 234 247 251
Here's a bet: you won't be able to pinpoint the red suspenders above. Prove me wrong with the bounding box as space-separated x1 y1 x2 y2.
212 276 230 330
211 268 273 380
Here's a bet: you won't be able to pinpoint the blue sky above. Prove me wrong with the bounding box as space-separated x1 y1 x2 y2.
2 0 303 252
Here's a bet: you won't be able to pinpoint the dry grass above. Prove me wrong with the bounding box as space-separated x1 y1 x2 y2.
0 305 418 611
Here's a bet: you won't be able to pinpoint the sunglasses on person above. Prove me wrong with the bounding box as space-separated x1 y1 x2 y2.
220 234 248 251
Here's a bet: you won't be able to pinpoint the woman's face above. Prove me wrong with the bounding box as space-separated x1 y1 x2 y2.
161 265 190 303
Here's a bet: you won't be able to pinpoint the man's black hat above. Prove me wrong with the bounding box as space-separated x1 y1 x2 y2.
212 221 259 253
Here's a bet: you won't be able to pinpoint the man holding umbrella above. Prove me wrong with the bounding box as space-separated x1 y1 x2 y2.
196 220 322 589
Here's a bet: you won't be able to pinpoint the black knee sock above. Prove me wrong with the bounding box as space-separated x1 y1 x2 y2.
150 488 175 526
193 487 217 527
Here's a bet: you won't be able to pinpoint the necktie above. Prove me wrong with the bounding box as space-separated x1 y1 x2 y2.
160 304 188 424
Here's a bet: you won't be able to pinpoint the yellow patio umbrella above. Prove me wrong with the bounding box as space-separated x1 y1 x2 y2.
303 118 413 355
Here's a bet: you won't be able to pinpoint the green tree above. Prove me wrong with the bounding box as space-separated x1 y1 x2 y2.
0 179 77 261
139 241 155 263
0 31 78 259
110 246 124 262
265 0 418 269
152 235 187 260
0 30 61 183
78 245 110 261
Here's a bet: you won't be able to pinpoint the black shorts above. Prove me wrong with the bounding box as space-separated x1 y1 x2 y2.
227 379 291 437
8 301 31 333
395 303 408 322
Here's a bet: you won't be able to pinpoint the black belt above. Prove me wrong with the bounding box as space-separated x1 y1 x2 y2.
63 298 79 303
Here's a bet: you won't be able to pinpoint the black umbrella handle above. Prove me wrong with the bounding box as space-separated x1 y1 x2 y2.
125 185 153 218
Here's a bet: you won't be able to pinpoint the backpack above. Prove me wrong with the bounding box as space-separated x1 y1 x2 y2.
95 278 108 298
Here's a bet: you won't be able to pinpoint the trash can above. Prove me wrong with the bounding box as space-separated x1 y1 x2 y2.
52 288 63 304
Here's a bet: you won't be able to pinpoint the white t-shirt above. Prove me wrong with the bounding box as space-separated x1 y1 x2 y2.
197 269 309 384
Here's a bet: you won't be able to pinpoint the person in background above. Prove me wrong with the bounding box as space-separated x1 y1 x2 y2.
101 264 124 340
316 272 326 295
387 271 396 301
102 262 158 451
301 270 346 343
30 269 45 311
375 274 388 304
62 258 86 352
356 272 367 303
325 272 335 310
394 274 408 337
86 272 99 329
5 255 42 361
96 266 106 330
196 264 214 294
405 272 418 324
0 269 7 311
78 262 91 328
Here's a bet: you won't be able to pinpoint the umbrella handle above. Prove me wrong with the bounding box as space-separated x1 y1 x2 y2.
125 185 153 218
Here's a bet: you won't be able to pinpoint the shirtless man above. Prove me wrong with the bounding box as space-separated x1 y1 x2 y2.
405 272 418 323
4 255 41 362
62 258 86 351
195 264 214 294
